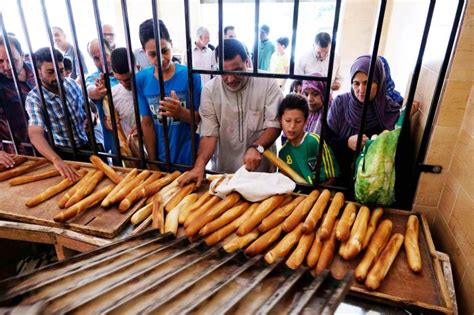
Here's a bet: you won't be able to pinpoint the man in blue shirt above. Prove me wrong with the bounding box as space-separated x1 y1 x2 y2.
258 25 275 71
25 48 88 181
136 19 201 169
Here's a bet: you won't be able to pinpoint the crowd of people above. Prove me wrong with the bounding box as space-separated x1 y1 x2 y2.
0 19 418 189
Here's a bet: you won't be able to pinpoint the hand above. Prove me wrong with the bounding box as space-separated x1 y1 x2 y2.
410 100 420 117
348 134 368 151
159 90 184 120
178 165 205 188
244 147 263 171
104 115 113 130
95 74 108 98
331 81 341 91
52 158 80 182
0 151 15 168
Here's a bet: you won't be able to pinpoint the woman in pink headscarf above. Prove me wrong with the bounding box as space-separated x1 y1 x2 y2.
301 72 332 134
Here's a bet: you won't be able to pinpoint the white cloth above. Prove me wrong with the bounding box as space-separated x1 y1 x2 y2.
199 75 283 173
296 50 343 86
210 166 295 202
192 45 215 85
111 84 136 136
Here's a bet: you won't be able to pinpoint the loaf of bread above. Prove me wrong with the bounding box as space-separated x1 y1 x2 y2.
302 189 331 234
264 223 303 264
152 196 165 233
404 215 422 273
65 170 104 208
199 201 250 237
244 224 283 256
342 206 370 260
165 182 196 213
89 155 122 184
282 190 320 233
57 170 94 209
262 150 307 184
0 156 27 172
362 207 384 249
223 229 260 253
258 196 305 233
0 159 48 182
335 202 357 241
9 164 80 186
315 219 339 275
306 228 324 268
101 168 138 208
319 192 345 240
177 193 199 224
365 233 404 290
164 205 180 235
110 170 151 206
130 203 153 225
184 195 221 228
286 230 315 269
118 171 162 211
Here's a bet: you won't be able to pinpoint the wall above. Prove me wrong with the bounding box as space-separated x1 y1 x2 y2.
412 1 474 314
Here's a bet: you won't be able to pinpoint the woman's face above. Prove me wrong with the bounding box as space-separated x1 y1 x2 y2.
304 88 323 112
352 71 378 103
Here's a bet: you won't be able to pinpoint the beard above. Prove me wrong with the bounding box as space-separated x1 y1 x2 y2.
42 79 59 93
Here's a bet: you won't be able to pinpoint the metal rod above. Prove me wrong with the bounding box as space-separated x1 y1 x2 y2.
252 0 260 73
120 0 147 169
414 0 465 200
321 272 353 315
91 0 123 165
183 0 197 164
151 0 171 172
65 0 98 155
288 270 329 315
288 0 300 76
217 0 223 72
172 255 261 314
190 68 330 81
351 0 388 183
314 0 342 184
40 0 77 157
256 267 307 315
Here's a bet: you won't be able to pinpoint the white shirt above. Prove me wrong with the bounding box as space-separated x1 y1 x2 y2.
199 76 283 173
111 84 136 136
296 50 343 86
192 44 215 85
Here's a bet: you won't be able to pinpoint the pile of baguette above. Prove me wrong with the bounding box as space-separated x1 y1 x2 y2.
154 185 423 291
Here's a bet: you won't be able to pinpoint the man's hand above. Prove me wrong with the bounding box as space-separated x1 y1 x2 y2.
178 165 205 188
52 157 80 181
348 134 368 151
244 147 263 171
0 151 15 168
94 73 108 98
160 90 184 120
331 81 341 91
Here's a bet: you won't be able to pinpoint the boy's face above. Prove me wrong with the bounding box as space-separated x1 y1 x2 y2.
276 43 285 54
281 109 306 142
144 38 172 71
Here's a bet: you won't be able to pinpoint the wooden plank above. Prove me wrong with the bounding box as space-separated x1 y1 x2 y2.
0 157 140 238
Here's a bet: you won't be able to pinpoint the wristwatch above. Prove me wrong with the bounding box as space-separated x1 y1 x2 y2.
249 144 264 154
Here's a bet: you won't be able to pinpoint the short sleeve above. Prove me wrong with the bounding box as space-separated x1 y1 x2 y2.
25 91 44 127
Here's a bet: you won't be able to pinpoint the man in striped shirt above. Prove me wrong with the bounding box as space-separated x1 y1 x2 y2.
25 47 89 181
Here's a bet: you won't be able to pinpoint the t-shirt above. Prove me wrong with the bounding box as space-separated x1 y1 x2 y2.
258 40 275 71
136 63 201 167
271 52 289 88
279 132 339 184
111 84 136 136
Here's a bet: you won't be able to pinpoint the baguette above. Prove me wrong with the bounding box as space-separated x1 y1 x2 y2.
185 192 241 238
223 229 260 253
131 203 153 225
165 183 196 212
302 189 331 234
286 230 315 269
0 156 27 172
25 169 87 208
262 150 307 184
89 155 122 184
0 159 49 182
111 170 151 206
160 172 187 196
53 184 114 222
365 233 404 290
132 215 152 235
244 224 283 256
306 228 324 268
237 194 287 236
64 170 104 208
336 202 357 241
315 219 338 275
354 219 393 282
177 193 199 224
204 205 255 246
199 201 250 236
265 223 303 264
184 195 221 228
164 205 180 235
258 196 305 233
143 170 181 197
152 196 165 233
404 215 422 273
57 170 95 209
282 190 320 233
9 164 80 186
186 191 212 214
362 207 384 249
118 171 163 211
319 192 345 240
342 206 370 260
101 168 138 208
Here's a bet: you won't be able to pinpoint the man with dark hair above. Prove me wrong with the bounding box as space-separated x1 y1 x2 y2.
271 36 290 89
0 35 35 154
224 25 236 39
180 38 282 187
296 31 342 91
136 19 202 168
258 24 275 71
63 57 73 77
52 26 88 79
25 47 89 181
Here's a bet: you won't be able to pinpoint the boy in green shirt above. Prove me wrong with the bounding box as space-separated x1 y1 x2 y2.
278 94 339 185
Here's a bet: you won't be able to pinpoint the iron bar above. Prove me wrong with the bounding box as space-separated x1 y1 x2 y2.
288 269 330 315
252 0 260 73
288 0 300 76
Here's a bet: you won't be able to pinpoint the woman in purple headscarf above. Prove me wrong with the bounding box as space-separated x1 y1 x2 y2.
301 72 332 134
326 55 401 184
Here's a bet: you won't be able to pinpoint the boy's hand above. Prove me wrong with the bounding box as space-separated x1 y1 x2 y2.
244 147 263 171
348 134 368 151
160 90 184 120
